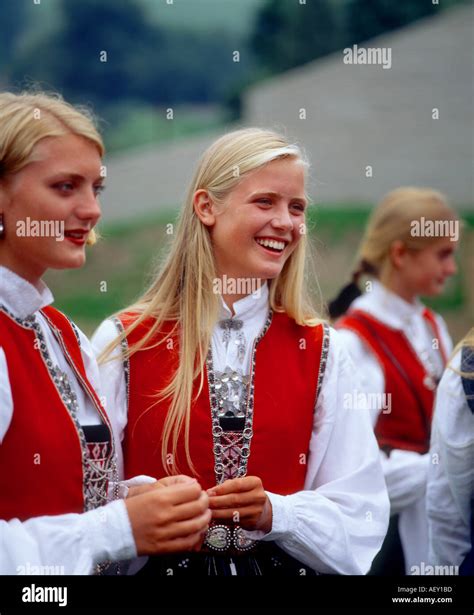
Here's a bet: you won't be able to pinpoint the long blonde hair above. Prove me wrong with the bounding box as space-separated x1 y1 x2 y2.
0 90 104 245
328 187 460 318
101 127 321 473
358 187 459 279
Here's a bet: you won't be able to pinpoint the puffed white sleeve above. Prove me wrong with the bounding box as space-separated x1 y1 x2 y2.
0 500 136 575
246 327 390 574
338 326 429 514
427 352 473 566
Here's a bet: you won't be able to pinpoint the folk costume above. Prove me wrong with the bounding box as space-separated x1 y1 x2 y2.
93 282 390 576
0 266 136 574
427 348 474 574
336 280 452 574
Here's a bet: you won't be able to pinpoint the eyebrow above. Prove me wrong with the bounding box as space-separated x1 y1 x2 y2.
249 191 307 205
48 172 104 183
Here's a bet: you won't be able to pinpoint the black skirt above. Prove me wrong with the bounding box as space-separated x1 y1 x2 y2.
136 542 319 576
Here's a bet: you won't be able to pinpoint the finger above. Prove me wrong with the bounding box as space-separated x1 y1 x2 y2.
208 491 259 509
162 481 203 505
159 508 212 541
158 475 197 487
158 530 208 555
172 491 209 522
207 477 259 497
127 483 162 498
210 506 261 521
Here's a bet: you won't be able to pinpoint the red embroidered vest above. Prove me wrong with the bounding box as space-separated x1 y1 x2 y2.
121 312 328 493
0 305 112 521
337 308 447 454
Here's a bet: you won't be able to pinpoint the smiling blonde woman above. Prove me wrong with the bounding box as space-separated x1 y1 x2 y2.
94 127 390 576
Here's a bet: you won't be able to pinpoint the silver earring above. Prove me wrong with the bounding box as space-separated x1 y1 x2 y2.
0 213 4 238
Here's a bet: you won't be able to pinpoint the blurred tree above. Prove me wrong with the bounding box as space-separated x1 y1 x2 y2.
0 2 28 74
250 0 340 73
57 0 161 104
8 0 249 109
345 0 438 44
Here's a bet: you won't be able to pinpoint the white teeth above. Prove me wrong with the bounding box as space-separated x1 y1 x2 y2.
256 238 285 251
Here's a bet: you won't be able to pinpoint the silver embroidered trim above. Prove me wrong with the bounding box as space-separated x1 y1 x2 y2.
315 322 330 405
207 308 273 485
70 320 82 347
112 317 130 412
204 309 273 553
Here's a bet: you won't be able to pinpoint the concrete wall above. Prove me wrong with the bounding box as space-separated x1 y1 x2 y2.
100 5 473 223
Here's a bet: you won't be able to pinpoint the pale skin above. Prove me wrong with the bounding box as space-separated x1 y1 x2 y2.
380 238 458 304
193 157 308 534
0 133 211 554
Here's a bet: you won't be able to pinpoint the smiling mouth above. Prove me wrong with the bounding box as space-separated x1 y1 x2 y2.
255 237 288 254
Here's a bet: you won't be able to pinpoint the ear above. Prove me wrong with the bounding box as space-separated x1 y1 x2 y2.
389 239 408 270
193 189 216 227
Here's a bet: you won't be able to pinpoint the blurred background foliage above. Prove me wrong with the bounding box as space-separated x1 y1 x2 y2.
1 0 467 152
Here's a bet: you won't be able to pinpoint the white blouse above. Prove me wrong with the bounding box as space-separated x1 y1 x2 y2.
0 266 136 575
92 282 390 575
427 350 474 567
337 280 453 572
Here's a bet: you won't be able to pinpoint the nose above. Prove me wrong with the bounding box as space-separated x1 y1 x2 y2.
270 205 294 232
445 255 457 276
75 188 102 225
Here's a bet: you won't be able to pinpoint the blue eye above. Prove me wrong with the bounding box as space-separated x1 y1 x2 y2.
54 182 74 193
94 184 105 196
257 198 272 205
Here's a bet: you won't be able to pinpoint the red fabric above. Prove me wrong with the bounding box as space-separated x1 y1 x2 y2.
0 307 86 521
337 309 447 454
122 312 324 494
41 306 107 415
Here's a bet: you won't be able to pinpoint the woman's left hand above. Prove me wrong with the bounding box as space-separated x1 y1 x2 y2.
207 476 273 533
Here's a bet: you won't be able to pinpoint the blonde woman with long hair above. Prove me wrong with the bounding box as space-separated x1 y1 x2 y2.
332 187 459 574
0 91 211 575
427 328 474 574
93 127 389 576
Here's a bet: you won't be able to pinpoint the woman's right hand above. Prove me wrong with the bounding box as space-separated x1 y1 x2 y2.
124 480 211 555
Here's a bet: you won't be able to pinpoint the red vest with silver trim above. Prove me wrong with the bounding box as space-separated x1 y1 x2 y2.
337 308 447 454
121 311 327 493
0 305 112 521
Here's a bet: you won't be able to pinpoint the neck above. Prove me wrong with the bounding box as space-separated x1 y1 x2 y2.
0 254 43 290
379 272 417 305
219 276 265 316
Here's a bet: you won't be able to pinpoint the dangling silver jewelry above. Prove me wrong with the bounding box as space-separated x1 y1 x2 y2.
0 213 4 238
218 318 246 363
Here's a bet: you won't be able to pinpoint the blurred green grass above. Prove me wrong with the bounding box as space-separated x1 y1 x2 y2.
45 205 474 340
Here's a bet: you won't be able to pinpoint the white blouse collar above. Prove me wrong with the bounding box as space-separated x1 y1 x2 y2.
218 281 269 322
0 266 54 319
352 279 425 330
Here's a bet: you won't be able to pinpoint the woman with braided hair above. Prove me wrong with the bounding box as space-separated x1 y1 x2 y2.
331 187 459 574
